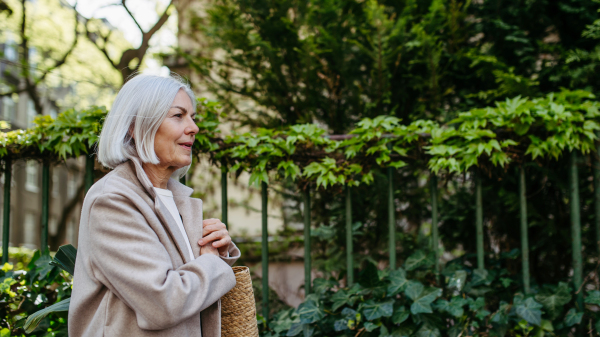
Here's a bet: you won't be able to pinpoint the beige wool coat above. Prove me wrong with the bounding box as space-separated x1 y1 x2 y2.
69 157 240 337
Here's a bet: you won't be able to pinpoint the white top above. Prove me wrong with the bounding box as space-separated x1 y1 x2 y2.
154 187 195 261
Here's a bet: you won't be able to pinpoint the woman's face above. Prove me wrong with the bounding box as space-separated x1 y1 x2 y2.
153 89 198 169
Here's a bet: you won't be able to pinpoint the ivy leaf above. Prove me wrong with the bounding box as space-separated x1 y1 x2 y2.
535 282 571 319
405 281 424 301
491 301 511 325
362 300 394 320
286 323 303 336
585 290 600 305
364 322 379 332
405 282 442 315
297 300 324 324
447 270 467 291
404 250 434 271
334 319 348 332
415 324 441 337
434 297 466 317
515 297 543 326
392 306 409 324
386 268 408 296
470 269 490 286
564 308 583 327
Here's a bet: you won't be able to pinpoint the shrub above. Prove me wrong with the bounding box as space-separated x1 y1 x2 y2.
0 249 72 336
262 251 598 337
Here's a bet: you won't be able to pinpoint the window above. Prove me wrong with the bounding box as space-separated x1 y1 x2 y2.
24 212 37 247
67 171 77 199
66 217 78 244
2 96 15 122
27 99 36 127
25 161 38 193
51 169 59 197
49 217 58 236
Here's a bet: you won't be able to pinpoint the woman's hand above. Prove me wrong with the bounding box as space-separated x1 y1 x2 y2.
198 218 231 257
200 243 219 256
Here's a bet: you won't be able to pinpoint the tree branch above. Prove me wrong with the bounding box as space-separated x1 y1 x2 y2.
33 1 80 86
49 176 85 250
121 0 144 34
82 18 118 69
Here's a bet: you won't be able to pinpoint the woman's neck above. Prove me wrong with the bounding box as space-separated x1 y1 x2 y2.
142 163 176 189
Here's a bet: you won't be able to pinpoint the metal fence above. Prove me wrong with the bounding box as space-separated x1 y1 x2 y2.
0 150 591 318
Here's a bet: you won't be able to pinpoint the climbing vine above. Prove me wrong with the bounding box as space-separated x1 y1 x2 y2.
0 90 598 188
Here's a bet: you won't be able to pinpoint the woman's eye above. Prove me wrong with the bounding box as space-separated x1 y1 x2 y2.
174 113 183 118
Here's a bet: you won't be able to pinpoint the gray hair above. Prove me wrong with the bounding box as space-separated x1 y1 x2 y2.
97 74 196 179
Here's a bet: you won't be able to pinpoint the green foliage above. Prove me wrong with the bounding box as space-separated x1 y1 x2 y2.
20 245 76 334
0 107 106 161
0 246 36 271
2 91 599 189
261 260 600 337
183 0 599 135
0 247 73 336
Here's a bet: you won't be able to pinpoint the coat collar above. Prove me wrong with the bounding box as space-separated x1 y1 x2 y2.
127 156 194 198
121 157 202 263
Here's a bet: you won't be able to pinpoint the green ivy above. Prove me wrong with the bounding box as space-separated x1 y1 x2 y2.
261 252 600 337
0 91 598 189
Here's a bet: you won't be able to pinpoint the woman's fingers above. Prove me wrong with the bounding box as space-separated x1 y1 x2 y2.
202 224 226 235
212 236 231 248
198 229 228 246
199 219 231 255
203 218 222 227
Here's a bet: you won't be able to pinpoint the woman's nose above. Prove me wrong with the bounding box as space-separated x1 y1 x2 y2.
187 116 200 134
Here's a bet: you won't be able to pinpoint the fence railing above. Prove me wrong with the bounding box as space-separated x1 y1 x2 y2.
0 149 592 318
220 152 589 319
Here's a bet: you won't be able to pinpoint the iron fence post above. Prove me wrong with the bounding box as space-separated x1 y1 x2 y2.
2 159 10 264
222 167 228 229
570 151 583 308
519 166 530 293
303 187 311 337
595 133 600 255
41 162 50 254
430 174 439 281
303 187 311 294
388 166 396 269
261 182 269 321
475 171 484 270
346 185 353 286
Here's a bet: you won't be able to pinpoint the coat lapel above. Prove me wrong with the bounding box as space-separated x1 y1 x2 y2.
154 198 194 264
127 158 196 264
172 196 203 258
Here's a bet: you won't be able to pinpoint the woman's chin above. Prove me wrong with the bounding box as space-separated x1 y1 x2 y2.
175 158 192 168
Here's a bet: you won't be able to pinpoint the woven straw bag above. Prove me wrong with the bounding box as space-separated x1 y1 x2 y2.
221 266 259 337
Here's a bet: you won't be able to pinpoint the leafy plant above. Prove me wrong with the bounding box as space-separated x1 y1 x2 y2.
261 258 600 337
0 245 75 336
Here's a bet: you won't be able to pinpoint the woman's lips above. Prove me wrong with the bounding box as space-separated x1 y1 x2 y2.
179 143 193 150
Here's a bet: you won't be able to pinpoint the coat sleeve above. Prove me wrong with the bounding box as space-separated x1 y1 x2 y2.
220 242 241 266
87 193 236 331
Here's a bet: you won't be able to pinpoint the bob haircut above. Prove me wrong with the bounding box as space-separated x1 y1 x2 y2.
97 74 196 179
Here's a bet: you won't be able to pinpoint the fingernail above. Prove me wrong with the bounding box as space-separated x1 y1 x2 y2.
198 240 203 245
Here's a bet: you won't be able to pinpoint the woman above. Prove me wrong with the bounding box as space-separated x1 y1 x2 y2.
69 74 240 337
